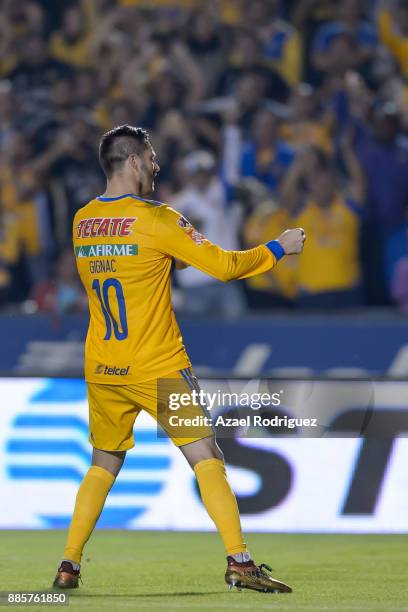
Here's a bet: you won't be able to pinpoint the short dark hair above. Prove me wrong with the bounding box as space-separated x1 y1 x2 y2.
99 125 150 177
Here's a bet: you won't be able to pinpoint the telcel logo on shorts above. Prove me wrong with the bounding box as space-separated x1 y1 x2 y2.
95 364 130 376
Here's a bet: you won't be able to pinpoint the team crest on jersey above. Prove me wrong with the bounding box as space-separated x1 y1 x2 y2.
177 215 191 229
177 215 205 246
189 229 205 245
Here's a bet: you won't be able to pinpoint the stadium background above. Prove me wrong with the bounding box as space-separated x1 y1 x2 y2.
0 0 407 536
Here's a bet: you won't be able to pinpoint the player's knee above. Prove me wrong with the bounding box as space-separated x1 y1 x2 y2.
209 438 224 461
197 435 223 462
179 435 224 468
92 448 126 477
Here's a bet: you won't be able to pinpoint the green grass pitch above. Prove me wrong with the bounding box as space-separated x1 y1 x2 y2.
1 531 407 611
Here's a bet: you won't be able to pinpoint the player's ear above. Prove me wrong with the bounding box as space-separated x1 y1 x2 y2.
128 154 140 172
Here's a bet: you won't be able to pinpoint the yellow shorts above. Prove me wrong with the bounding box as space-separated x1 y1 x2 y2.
87 368 213 451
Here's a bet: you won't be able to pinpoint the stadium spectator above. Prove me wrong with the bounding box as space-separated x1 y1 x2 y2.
6 35 73 112
172 150 245 318
72 69 99 109
0 80 20 150
22 1 49 37
0 0 405 313
391 255 408 312
280 83 333 153
242 195 299 309
49 3 94 68
291 0 337 82
216 29 290 102
48 77 75 127
35 115 104 229
32 246 87 314
354 103 408 295
185 9 226 95
0 203 19 308
225 72 271 134
0 131 53 290
377 0 408 77
258 1 302 87
311 0 377 80
282 140 365 308
239 108 296 192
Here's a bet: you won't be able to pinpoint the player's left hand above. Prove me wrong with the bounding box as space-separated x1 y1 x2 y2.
276 228 306 255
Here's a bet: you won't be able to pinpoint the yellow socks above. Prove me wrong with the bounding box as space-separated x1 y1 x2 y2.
194 458 247 556
63 466 115 564
63 460 245 564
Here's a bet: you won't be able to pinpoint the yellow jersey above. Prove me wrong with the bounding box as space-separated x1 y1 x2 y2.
295 195 360 293
0 166 43 256
73 194 281 384
49 33 92 68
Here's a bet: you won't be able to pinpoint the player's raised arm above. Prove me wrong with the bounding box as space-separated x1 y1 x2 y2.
155 206 305 282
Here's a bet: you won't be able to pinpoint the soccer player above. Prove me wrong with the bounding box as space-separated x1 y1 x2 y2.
52 125 305 593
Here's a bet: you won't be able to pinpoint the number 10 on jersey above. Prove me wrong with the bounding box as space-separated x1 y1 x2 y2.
92 278 128 340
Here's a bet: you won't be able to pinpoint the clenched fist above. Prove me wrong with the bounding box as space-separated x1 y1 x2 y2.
276 228 306 255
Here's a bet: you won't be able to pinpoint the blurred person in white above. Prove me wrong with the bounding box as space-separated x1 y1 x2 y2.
173 150 245 319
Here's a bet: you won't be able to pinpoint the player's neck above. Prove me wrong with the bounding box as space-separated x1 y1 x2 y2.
102 176 138 199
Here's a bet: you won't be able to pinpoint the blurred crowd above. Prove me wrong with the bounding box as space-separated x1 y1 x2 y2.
0 0 407 317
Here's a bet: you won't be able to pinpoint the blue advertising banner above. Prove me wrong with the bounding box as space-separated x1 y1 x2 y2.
0 313 407 376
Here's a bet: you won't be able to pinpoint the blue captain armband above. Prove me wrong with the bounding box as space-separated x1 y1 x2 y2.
265 240 285 261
